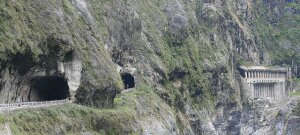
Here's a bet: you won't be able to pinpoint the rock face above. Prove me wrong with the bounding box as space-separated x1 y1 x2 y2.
0 0 123 108
0 0 300 134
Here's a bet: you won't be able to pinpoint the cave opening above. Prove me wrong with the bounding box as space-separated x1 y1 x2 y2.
121 73 135 89
31 76 70 101
238 67 245 78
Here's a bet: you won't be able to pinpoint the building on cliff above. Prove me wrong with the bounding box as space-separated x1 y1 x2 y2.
239 66 292 101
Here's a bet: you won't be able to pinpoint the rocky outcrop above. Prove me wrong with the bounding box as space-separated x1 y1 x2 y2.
0 0 300 134
0 0 122 107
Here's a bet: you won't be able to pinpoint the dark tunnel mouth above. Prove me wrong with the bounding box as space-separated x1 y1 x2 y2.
31 76 70 101
121 73 135 89
238 67 245 78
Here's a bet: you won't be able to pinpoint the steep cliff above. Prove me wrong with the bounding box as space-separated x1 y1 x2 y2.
0 0 123 107
0 0 300 134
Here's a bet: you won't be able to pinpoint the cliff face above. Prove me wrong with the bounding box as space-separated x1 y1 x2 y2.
1 0 300 134
0 0 123 107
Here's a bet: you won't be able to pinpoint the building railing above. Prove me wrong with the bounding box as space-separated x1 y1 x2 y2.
245 78 286 83
0 99 71 110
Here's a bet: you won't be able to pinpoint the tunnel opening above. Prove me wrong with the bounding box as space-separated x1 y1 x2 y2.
121 73 135 89
238 67 245 78
31 76 70 101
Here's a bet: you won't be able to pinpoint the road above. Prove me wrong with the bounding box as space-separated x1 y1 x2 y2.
0 99 71 111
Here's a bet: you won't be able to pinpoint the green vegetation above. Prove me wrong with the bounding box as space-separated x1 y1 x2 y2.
0 0 123 107
271 49 300 66
2 0 289 133
8 103 136 135
139 0 221 109
7 84 171 135
289 91 300 97
0 114 6 124
254 0 300 67
292 102 300 116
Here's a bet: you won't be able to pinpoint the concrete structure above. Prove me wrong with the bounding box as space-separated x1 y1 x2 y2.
240 66 292 101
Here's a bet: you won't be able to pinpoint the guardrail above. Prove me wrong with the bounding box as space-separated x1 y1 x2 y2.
0 99 71 110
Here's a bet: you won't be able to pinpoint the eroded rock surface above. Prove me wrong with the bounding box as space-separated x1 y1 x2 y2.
1 0 300 134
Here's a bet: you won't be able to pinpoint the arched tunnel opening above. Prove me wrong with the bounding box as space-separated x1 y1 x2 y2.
31 76 70 101
121 73 135 89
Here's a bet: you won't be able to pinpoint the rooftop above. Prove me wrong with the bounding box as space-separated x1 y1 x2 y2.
239 66 289 71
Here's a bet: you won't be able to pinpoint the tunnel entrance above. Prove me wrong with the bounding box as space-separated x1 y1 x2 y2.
31 76 70 101
121 73 135 89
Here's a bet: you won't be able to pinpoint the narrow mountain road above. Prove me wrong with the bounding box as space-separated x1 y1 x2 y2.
121 88 136 94
0 99 71 111
0 99 71 135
